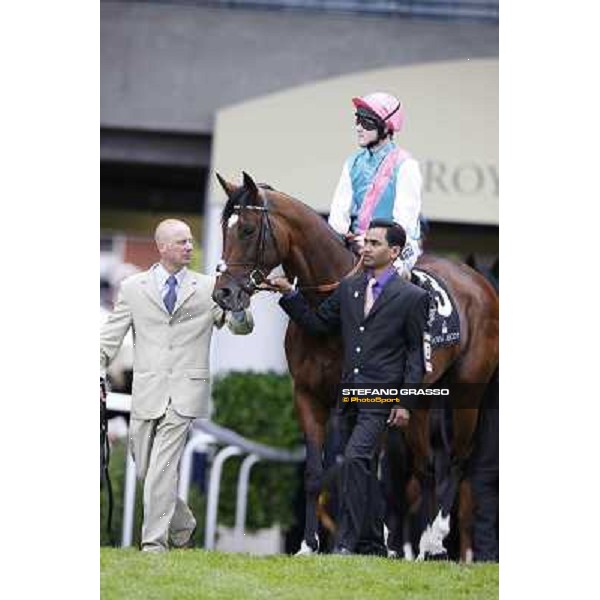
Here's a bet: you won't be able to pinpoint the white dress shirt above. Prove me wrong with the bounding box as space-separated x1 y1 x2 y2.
153 263 187 301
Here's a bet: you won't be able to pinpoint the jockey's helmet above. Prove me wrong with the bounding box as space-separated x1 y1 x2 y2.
352 92 405 136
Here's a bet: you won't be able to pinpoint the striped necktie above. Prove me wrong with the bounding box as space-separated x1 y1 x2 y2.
164 274 178 314
364 277 377 316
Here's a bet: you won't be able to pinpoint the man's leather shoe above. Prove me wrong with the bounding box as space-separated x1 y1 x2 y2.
171 526 196 549
141 545 167 553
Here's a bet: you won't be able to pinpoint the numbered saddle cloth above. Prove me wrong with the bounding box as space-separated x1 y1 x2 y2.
412 269 461 347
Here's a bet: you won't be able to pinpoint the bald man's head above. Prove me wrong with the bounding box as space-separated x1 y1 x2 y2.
154 219 189 244
154 219 194 272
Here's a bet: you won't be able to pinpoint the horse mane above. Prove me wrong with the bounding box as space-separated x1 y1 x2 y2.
268 185 350 247
220 182 348 254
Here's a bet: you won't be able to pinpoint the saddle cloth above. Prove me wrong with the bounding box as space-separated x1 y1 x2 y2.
412 269 461 347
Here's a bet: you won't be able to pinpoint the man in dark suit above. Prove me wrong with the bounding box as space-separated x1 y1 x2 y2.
269 219 429 555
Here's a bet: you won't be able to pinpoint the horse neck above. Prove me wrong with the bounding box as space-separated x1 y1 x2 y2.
270 194 354 295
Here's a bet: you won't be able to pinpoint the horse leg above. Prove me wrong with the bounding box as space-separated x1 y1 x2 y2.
294 389 328 555
404 407 451 562
415 464 439 561
382 428 412 558
436 316 498 559
458 479 474 562
415 406 452 561
416 404 479 560
404 474 424 560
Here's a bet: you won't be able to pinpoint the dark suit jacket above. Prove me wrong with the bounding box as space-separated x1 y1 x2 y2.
279 271 429 389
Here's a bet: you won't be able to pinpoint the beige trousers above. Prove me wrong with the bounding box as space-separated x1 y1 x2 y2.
129 402 196 551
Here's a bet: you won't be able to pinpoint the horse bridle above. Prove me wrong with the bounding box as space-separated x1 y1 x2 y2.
217 192 363 295
217 196 283 294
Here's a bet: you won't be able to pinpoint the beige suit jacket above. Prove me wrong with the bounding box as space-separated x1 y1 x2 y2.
100 268 253 419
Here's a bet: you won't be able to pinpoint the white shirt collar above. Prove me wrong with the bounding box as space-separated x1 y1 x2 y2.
153 263 187 293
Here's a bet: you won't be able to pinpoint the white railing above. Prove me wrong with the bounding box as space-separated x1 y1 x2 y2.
105 392 305 550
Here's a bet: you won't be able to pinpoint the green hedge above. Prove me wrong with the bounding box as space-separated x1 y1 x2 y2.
211 371 301 531
101 371 302 546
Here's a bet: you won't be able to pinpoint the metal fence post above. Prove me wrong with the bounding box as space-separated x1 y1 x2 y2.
204 445 243 550
233 453 261 550
178 430 216 503
121 450 137 547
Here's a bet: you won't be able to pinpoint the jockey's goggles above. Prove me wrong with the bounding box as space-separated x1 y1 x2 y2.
355 113 380 131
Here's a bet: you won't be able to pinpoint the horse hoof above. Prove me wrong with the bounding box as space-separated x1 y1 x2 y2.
295 540 318 556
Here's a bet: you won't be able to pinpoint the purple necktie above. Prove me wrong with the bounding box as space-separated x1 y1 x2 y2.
364 277 377 316
164 275 177 314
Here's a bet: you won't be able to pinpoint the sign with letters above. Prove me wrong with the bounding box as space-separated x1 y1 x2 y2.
209 58 498 226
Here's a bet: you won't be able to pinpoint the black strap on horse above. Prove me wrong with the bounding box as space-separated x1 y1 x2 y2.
219 188 284 293
219 185 362 295
100 378 115 546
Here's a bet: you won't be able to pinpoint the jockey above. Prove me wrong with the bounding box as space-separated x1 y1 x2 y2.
328 92 423 278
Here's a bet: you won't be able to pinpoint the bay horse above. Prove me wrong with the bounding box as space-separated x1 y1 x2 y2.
212 172 499 559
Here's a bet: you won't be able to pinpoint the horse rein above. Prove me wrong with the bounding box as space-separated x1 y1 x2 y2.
217 191 362 295
296 255 364 293
100 379 114 545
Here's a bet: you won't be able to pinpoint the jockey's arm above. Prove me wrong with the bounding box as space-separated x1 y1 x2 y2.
392 158 423 242
328 161 352 235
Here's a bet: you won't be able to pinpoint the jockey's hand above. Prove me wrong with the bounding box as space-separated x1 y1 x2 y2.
265 276 294 294
388 407 410 428
345 232 365 246
344 232 365 254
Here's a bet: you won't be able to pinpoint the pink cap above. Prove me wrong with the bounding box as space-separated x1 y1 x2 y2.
352 92 405 133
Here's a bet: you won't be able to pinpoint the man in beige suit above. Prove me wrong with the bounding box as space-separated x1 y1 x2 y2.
100 219 253 552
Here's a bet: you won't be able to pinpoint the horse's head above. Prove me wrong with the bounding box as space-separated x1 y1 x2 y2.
212 171 285 311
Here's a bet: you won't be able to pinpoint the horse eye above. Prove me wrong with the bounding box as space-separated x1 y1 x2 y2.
239 225 255 238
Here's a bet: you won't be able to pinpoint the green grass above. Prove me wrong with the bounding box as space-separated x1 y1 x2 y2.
101 548 498 600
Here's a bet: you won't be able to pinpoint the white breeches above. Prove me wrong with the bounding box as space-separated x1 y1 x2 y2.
394 238 422 277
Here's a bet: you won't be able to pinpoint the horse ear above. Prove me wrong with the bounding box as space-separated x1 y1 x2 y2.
242 171 260 202
215 172 238 198
465 253 477 270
